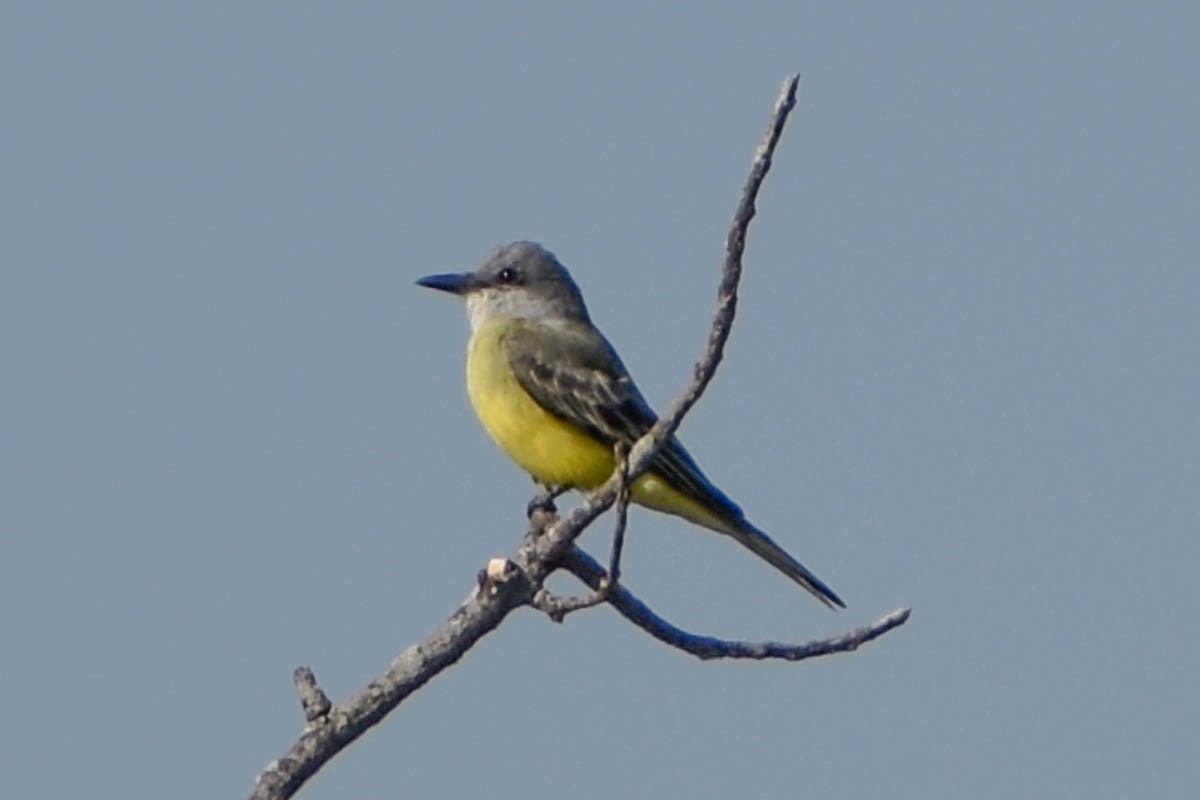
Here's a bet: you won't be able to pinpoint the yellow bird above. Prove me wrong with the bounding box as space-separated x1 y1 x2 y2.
418 241 843 609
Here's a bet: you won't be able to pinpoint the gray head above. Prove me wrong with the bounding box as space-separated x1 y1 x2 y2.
417 241 591 330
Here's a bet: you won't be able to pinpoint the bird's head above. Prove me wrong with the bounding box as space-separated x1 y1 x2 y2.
417 241 591 330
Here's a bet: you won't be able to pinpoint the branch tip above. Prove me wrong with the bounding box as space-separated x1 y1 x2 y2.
560 547 910 662
292 666 332 722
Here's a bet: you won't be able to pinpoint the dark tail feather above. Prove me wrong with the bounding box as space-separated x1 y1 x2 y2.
731 522 845 609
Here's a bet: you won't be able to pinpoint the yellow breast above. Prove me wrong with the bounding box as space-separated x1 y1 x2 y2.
467 318 616 489
465 318 734 534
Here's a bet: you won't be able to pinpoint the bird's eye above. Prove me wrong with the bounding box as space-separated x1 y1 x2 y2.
497 267 518 284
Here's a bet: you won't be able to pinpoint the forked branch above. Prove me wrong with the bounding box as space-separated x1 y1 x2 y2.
249 75 909 800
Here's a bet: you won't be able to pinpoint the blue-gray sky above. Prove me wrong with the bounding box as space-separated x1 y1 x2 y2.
3 3 1196 798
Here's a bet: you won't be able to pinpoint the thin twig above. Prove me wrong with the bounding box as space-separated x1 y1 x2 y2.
607 444 631 584
660 73 799 438
530 587 607 621
529 445 632 622
528 74 803 570
559 546 909 660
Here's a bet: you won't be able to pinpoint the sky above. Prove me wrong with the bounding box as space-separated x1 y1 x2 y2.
2 3 1197 798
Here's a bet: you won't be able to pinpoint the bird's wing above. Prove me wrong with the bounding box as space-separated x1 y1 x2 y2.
503 320 740 519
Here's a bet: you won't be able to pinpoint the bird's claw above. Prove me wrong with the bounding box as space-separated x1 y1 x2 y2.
526 484 568 519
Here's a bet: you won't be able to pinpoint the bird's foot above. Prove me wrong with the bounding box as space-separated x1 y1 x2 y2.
526 484 567 519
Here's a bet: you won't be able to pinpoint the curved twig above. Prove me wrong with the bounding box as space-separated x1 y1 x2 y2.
559 546 910 660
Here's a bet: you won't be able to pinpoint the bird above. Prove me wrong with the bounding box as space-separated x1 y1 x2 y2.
417 241 844 609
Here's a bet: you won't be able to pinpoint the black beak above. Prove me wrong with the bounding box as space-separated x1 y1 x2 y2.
416 272 477 295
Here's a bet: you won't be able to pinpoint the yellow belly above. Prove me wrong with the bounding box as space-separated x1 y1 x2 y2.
465 319 736 535
467 318 615 489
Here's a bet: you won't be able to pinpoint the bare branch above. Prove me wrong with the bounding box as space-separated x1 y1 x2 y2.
251 563 539 800
248 75 907 800
529 74 803 569
661 73 799 436
559 546 910 660
531 585 609 621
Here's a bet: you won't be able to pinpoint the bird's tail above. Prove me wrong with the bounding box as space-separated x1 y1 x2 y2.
627 463 845 608
727 520 846 609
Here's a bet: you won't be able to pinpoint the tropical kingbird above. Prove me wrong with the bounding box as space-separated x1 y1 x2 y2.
417 241 844 609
